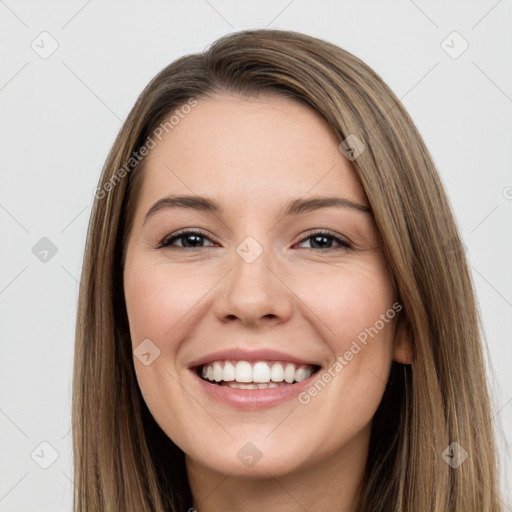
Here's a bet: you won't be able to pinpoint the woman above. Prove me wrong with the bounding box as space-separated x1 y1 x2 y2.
73 29 502 511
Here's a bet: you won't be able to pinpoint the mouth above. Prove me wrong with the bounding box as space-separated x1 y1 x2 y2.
194 360 322 389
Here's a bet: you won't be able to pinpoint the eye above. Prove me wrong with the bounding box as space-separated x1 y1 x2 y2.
158 229 217 249
157 228 352 252
295 229 352 252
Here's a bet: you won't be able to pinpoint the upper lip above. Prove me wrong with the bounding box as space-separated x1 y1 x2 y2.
188 347 321 369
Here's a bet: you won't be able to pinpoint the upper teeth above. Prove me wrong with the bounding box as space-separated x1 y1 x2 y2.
201 361 313 384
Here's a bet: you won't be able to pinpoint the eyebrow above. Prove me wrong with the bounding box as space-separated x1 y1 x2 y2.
143 194 371 225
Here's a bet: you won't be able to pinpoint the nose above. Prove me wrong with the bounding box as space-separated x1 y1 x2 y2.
213 240 293 328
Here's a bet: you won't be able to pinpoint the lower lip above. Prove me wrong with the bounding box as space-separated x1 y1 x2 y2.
191 370 318 410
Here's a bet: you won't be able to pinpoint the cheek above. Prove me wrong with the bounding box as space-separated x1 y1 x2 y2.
291 260 396 426
123 259 206 444
294 258 396 352
124 259 209 348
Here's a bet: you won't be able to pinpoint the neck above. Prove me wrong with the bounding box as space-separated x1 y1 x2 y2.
185 426 369 512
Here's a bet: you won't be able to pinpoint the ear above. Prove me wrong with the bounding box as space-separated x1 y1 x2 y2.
392 313 413 364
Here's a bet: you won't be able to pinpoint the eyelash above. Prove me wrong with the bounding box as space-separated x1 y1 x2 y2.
157 228 353 252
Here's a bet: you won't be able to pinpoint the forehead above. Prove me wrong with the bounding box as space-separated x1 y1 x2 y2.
136 93 367 215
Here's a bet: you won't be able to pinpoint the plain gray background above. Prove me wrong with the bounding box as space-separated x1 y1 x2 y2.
1 0 511 510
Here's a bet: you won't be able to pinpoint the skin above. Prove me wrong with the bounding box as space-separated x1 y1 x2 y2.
123 93 412 512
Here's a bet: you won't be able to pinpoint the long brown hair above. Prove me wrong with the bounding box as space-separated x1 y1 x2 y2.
73 28 502 511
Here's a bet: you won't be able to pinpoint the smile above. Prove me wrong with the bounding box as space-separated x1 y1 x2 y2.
199 360 319 389
188 348 322 409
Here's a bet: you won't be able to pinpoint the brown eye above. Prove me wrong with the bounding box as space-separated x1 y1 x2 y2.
296 230 352 252
159 229 216 249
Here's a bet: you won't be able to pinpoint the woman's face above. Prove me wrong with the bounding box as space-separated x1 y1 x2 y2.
123 93 411 480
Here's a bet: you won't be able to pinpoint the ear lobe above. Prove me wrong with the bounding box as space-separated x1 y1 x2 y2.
393 314 413 364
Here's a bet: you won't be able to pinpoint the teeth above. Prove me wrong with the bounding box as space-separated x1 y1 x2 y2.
235 361 252 383
252 362 271 383
228 382 258 389
295 366 307 382
213 362 223 382
223 361 235 382
224 381 285 389
270 363 284 382
284 363 295 383
199 360 314 386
